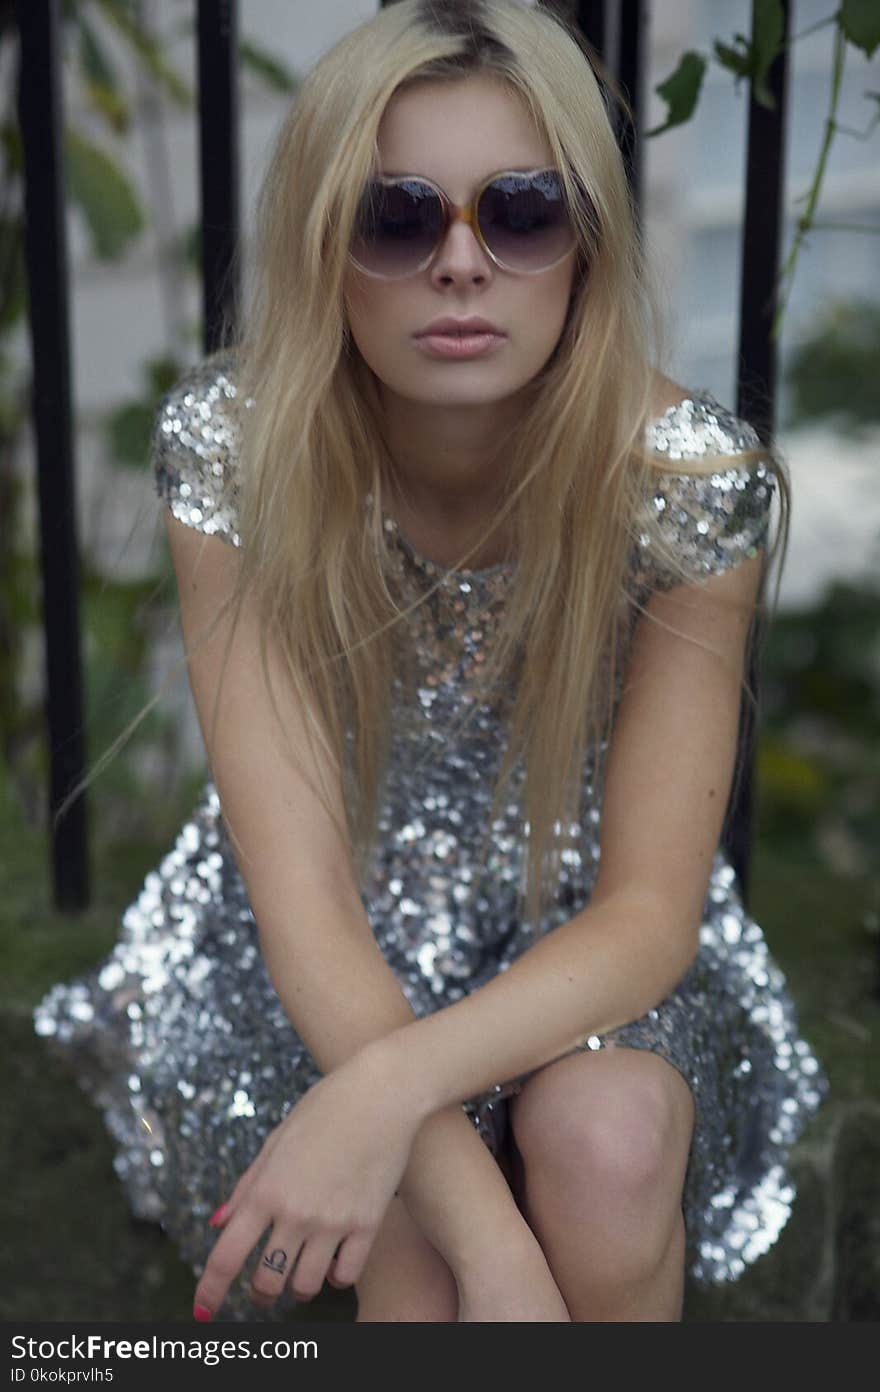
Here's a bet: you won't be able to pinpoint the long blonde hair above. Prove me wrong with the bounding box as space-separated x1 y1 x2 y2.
58 0 790 931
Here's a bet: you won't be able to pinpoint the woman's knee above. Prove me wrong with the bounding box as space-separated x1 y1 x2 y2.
509 1045 695 1201
354 1195 459 1322
507 1049 694 1283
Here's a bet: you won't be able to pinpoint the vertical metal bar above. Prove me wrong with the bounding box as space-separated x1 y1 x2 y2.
573 3 645 211
726 0 791 904
617 0 646 209
738 0 790 435
197 0 240 353
575 0 607 57
14 0 90 910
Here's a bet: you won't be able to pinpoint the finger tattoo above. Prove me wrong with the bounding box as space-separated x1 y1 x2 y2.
262 1247 288 1275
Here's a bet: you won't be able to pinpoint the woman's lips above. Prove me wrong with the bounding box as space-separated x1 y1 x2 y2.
414 332 506 359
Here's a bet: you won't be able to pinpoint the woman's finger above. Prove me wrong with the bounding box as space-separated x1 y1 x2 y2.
250 1231 305 1309
287 1231 346 1303
193 1211 270 1321
329 1228 376 1289
322 1237 352 1289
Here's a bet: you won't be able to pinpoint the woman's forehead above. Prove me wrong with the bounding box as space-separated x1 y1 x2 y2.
375 75 552 183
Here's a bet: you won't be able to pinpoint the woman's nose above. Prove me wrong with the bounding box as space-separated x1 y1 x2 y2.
433 214 490 271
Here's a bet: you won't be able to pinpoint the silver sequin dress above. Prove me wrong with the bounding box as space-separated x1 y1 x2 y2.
34 351 829 1320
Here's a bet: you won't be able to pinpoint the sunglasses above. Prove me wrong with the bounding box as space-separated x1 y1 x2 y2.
348 166 579 279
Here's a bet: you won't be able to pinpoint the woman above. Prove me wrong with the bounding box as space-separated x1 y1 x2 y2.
35 0 828 1322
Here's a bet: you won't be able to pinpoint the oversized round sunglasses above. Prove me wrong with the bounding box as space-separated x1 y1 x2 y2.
347 166 579 279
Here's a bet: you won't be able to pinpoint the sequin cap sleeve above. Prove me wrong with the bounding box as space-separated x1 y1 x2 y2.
152 351 244 548
635 391 778 591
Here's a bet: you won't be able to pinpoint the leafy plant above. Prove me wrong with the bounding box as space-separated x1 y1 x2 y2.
0 0 298 829
645 0 880 337
785 297 880 433
757 579 880 889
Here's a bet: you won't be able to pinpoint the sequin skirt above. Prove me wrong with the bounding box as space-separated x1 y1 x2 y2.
33 781 829 1321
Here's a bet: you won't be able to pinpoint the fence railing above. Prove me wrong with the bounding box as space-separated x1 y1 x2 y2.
14 0 789 911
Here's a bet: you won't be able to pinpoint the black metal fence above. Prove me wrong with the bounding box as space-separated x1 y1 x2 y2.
13 0 789 911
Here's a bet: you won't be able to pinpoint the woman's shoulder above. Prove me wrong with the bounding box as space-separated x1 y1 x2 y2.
151 348 247 548
644 375 765 460
635 375 779 589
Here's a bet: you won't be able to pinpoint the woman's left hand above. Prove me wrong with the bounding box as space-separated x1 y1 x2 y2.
193 1047 421 1319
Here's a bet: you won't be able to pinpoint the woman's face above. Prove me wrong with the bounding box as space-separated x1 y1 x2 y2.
342 74 579 417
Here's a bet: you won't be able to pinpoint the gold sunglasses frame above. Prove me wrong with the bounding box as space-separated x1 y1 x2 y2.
347 166 580 279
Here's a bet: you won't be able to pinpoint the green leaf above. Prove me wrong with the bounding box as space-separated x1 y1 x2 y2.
81 79 132 134
77 12 131 135
92 0 191 109
785 295 880 431
757 741 827 812
752 0 785 107
714 35 752 81
239 38 299 94
145 355 188 399
64 126 145 260
645 50 706 137
77 10 120 93
1 121 22 176
841 0 880 57
181 221 202 275
0 217 26 332
713 0 784 109
105 400 156 469
103 359 188 470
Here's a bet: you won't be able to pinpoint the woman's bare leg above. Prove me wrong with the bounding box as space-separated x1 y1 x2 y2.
507 1044 694 1321
353 1195 459 1321
520 1192 688 1320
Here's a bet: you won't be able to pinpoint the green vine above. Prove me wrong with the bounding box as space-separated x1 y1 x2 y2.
647 0 880 342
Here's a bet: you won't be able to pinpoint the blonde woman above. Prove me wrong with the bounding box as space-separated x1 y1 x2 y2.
35 0 828 1323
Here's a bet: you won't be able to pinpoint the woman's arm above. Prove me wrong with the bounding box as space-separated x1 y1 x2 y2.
258 870 536 1271
365 553 764 1113
165 514 533 1271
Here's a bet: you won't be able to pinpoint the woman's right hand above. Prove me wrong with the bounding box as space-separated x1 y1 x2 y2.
454 1234 571 1322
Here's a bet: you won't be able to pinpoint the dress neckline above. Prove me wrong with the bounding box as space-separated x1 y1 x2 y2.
381 390 711 580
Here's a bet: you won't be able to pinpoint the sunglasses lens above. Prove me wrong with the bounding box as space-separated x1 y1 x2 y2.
350 170 575 277
350 179 444 277
478 170 574 271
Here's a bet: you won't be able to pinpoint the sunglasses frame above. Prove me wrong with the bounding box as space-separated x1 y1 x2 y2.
347 166 579 279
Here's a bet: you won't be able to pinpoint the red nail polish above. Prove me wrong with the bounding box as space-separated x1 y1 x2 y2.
194 1304 213 1322
208 1204 228 1227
